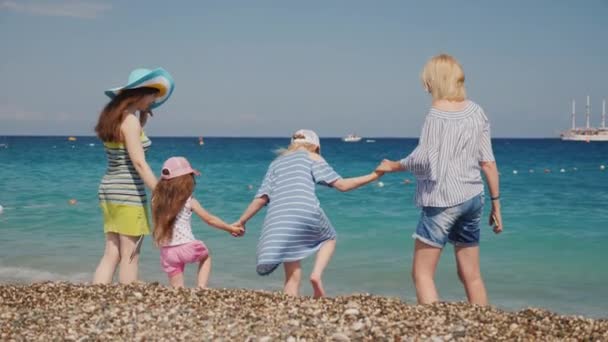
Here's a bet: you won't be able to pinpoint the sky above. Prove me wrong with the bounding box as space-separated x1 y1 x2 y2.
0 0 607 138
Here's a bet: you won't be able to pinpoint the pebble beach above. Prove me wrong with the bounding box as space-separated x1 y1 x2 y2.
1 282 606 341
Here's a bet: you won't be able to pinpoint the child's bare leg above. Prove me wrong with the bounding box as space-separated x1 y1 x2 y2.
283 261 302 296
197 255 212 289
412 239 442 304
310 239 336 298
455 245 487 305
93 233 120 284
169 272 185 288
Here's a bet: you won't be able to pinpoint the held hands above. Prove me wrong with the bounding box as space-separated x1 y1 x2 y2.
230 221 246 237
376 159 398 174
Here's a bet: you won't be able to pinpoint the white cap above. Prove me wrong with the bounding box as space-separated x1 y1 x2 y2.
291 129 320 148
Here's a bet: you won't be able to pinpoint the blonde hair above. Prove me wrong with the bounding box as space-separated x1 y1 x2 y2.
276 132 320 155
421 54 466 102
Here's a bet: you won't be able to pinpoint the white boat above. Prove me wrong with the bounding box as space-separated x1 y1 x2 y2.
561 97 608 141
342 134 362 142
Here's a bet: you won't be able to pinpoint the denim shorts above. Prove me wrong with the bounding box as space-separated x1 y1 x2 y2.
413 193 484 248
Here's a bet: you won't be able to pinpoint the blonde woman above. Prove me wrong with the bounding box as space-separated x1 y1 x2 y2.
378 54 502 305
237 129 383 297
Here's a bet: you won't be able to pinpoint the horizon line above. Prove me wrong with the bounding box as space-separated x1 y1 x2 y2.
0 134 563 140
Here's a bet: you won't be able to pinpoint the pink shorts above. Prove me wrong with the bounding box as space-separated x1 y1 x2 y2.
160 240 209 277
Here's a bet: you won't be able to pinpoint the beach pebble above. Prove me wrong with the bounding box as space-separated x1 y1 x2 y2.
452 325 466 338
344 308 359 316
331 332 351 341
351 321 364 331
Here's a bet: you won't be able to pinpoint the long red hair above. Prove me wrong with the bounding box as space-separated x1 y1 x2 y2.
95 87 158 142
152 174 195 246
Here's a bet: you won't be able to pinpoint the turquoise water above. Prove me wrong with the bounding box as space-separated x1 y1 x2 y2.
0 136 607 317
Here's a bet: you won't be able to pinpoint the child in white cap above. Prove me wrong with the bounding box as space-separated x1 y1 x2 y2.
152 156 244 288
236 129 383 297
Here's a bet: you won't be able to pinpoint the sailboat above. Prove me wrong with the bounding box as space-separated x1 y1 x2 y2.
561 96 608 142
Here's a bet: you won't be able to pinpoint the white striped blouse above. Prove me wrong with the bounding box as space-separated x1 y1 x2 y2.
400 100 495 208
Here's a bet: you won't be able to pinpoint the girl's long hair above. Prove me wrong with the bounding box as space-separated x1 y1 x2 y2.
95 87 158 142
152 174 195 246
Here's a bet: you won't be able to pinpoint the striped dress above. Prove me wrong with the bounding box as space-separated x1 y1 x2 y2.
98 133 151 236
400 100 495 208
255 150 342 276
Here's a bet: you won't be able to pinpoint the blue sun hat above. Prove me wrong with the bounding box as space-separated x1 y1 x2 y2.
105 67 175 109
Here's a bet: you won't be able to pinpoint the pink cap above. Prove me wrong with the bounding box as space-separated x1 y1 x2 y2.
160 157 201 180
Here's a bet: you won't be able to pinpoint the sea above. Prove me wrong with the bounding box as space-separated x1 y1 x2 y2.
0 136 606 317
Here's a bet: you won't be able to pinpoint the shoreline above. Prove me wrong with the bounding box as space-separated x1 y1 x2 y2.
1 282 606 340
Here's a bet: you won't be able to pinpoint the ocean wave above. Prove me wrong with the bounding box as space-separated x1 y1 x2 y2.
0 265 90 283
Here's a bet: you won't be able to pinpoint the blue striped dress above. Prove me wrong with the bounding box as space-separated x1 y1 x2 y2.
255 150 342 276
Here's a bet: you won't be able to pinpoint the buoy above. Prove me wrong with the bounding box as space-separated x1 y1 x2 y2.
544 169 551 174
560 168 566 173
403 179 411 185
89 143 95 147
601 165 606 171
247 185 253 190
0 204 3 215
68 199 77 205
513 170 518 175
573 167 578 172
529 169 535 173
377 181 385 188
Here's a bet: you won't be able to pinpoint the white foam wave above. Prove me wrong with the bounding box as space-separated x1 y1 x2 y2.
0 265 90 283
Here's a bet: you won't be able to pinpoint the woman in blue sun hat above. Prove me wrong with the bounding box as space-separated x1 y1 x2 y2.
93 67 175 284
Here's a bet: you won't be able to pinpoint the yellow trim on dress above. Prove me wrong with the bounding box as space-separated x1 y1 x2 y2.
100 202 150 236
103 132 149 149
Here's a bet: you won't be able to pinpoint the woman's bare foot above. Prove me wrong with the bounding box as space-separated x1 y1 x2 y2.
310 275 325 298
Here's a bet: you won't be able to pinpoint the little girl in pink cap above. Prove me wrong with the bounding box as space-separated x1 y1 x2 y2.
152 156 244 288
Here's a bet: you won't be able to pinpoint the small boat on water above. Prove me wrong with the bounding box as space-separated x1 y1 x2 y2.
68 136 77 141
342 134 362 142
198 136 204 146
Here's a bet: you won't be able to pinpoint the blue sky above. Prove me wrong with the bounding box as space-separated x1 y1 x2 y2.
1 0 607 137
